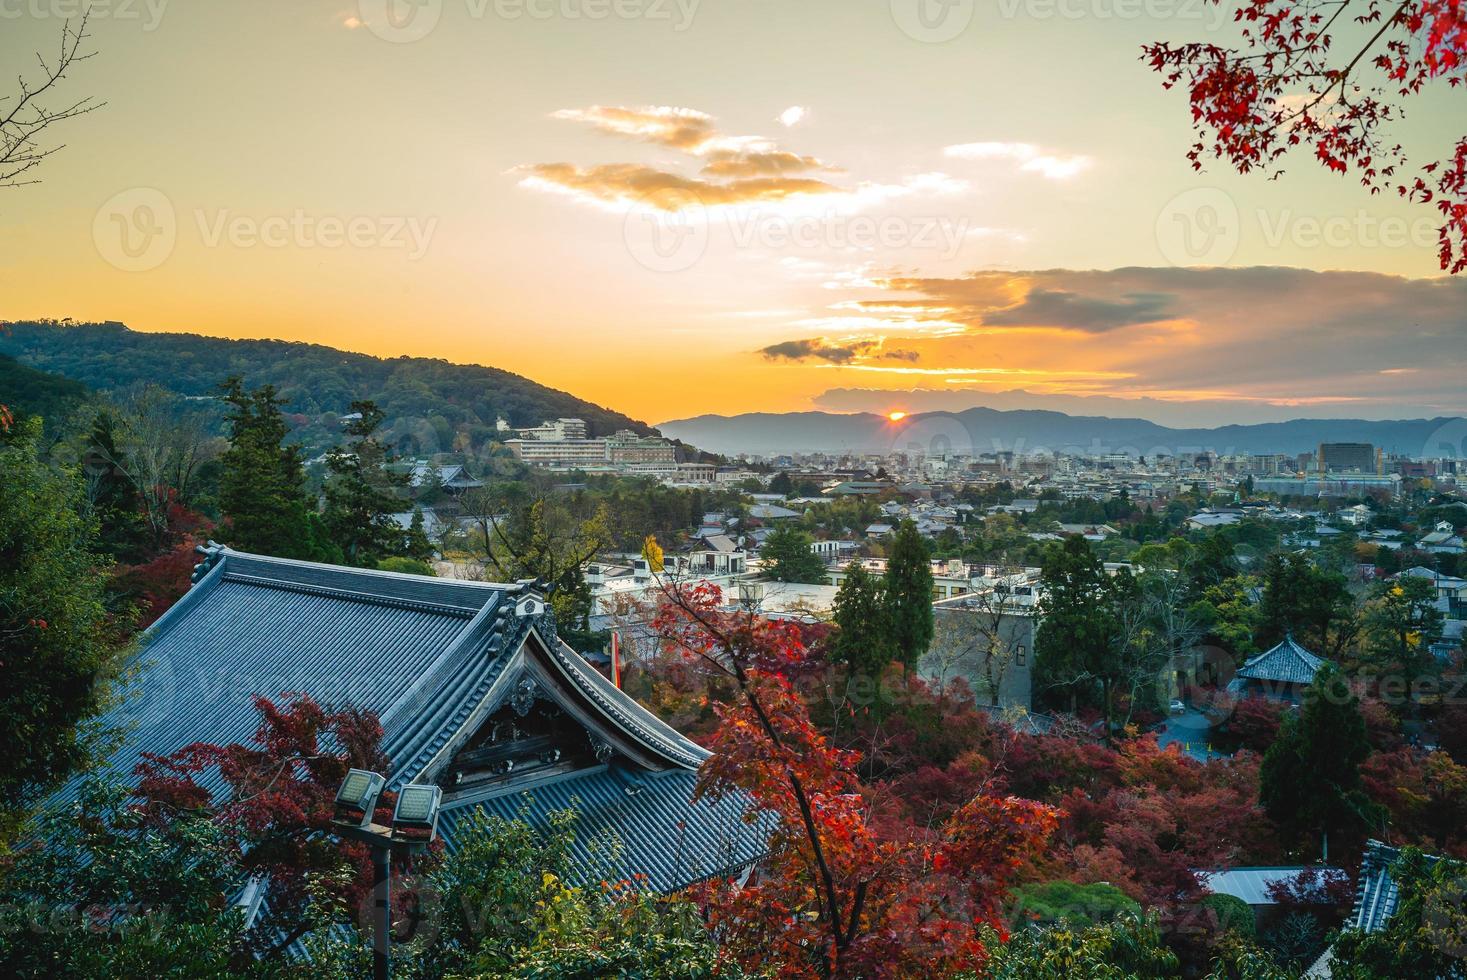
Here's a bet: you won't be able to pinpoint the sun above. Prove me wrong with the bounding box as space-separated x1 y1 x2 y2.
887 411 907 422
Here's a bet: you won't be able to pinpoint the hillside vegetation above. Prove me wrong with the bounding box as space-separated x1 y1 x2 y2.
0 353 90 426
0 321 657 454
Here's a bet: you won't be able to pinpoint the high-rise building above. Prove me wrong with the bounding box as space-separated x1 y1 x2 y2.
1319 442 1378 473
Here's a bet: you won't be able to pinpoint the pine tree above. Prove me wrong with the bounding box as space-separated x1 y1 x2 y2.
1260 663 1375 859
217 378 323 560
830 562 895 676
760 525 827 584
321 401 412 567
883 519 933 667
1034 535 1120 718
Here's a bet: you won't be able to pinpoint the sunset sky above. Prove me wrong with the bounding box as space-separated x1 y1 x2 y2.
2 0 1463 426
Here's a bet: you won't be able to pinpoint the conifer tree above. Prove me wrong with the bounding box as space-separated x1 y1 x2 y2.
217 378 323 560
883 519 934 667
1034 535 1120 718
321 401 411 566
760 525 827 584
1260 663 1375 860
830 562 895 676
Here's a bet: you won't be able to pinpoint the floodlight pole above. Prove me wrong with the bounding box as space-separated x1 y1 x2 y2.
371 842 392 980
331 821 403 980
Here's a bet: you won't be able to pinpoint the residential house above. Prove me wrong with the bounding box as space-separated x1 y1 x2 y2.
684 534 746 576
1418 520 1465 555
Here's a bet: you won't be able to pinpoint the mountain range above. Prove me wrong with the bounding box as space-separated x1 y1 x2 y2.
659 409 1466 459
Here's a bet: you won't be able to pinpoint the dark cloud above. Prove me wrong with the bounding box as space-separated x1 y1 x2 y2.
982 288 1176 331
760 338 877 363
822 267 1467 416
880 349 921 361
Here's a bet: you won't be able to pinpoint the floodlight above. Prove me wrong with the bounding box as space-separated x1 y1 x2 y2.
390 784 442 844
334 768 386 829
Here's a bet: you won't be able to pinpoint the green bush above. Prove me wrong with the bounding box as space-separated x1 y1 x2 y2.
1011 880 1141 929
1200 892 1257 939
377 556 436 576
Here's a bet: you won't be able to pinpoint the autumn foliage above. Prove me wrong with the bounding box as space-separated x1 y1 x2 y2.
653 582 1056 978
133 693 400 956
1145 0 1467 272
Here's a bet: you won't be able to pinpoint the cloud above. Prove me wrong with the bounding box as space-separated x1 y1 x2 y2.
805 267 1467 417
983 288 1177 331
944 141 1092 180
550 105 717 150
760 338 878 363
778 106 808 127
521 104 940 214
700 148 836 179
516 163 843 210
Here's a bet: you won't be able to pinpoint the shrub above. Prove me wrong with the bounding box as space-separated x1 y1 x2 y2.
1199 892 1256 939
1011 880 1141 929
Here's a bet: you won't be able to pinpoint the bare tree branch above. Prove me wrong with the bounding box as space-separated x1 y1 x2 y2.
1 10 105 188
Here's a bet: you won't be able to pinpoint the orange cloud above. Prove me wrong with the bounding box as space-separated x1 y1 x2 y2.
516 162 842 210
523 104 850 209
550 105 717 150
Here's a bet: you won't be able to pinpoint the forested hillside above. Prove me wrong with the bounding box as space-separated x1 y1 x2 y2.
0 353 90 426
0 320 658 448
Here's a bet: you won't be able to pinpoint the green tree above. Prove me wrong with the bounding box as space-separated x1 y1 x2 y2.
81 408 152 562
480 494 609 647
1185 533 1239 601
768 470 794 496
760 524 827 584
1361 576 1444 672
217 378 326 560
1010 880 1141 928
0 778 283 979
983 913 1181 979
1329 847 1467 980
884 519 934 667
321 401 412 566
0 418 128 837
1190 574 1263 657
830 562 895 676
1257 553 1356 656
1035 536 1121 721
305 807 734 979
1259 663 1375 860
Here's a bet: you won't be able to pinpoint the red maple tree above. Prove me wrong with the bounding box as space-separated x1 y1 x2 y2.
1145 0 1467 272
133 693 406 957
651 582 1056 978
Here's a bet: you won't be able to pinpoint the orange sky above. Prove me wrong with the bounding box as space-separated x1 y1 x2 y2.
2 2 1462 426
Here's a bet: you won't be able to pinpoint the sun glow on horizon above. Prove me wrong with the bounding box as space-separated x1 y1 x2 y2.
887 410 907 421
